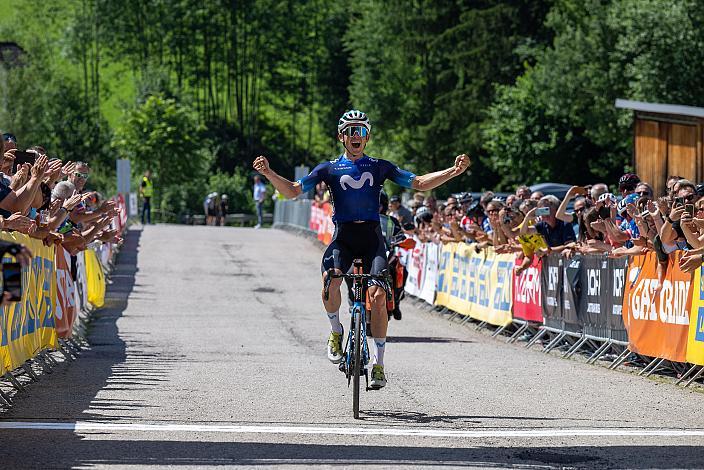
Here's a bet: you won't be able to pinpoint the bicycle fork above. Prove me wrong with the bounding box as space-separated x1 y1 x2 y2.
341 302 370 388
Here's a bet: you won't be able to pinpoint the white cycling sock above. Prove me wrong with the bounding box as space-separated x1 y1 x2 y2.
372 337 386 366
326 309 343 334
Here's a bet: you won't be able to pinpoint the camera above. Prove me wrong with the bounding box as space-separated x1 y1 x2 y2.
11 150 36 173
2 261 22 302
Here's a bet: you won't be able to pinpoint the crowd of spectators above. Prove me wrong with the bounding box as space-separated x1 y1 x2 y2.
382 173 704 277
0 131 122 257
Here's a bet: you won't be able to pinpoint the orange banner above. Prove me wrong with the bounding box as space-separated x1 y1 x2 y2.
622 251 692 362
315 203 334 245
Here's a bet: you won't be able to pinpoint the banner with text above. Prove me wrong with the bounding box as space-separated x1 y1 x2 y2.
419 242 439 305
0 233 58 371
513 255 542 323
686 267 704 365
622 251 692 362
404 239 425 298
435 243 456 308
441 243 513 326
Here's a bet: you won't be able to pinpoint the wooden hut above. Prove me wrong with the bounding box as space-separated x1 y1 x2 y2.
615 99 704 197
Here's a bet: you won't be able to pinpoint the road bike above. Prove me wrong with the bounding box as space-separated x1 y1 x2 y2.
324 260 392 419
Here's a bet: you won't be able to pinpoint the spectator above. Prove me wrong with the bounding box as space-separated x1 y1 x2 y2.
389 195 413 229
479 191 494 210
521 194 576 253
314 181 329 206
220 194 229 226
666 175 684 198
590 183 608 203
516 185 531 200
530 191 544 201
204 192 214 225
253 175 267 229
618 173 640 198
140 169 153 225
635 182 653 199
661 179 699 246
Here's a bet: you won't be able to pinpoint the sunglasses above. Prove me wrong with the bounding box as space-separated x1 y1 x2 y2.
636 191 651 196
74 172 89 179
342 126 369 138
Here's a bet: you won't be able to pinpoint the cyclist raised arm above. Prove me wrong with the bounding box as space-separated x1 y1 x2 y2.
253 110 470 389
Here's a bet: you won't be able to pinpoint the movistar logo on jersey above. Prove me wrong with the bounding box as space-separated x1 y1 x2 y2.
340 172 374 190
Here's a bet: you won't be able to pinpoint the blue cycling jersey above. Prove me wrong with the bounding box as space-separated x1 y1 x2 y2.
298 154 416 223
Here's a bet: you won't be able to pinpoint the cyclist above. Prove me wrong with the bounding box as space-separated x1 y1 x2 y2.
253 110 470 389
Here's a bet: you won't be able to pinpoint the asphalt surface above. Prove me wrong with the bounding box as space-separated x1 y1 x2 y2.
0 224 703 469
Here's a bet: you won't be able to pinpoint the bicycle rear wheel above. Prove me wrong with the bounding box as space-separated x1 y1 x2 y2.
352 306 362 419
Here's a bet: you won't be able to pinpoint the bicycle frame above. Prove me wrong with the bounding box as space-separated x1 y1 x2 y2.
344 299 370 385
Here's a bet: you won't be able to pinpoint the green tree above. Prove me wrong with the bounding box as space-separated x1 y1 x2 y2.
483 0 704 187
112 94 212 217
346 0 552 193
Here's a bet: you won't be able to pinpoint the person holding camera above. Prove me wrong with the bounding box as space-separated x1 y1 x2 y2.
660 180 699 248
520 195 576 255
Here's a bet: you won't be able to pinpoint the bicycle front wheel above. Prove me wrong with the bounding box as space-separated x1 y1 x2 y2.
352 306 362 419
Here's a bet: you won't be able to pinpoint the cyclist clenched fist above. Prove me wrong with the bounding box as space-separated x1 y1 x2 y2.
252 110 470 389
253 156 271 176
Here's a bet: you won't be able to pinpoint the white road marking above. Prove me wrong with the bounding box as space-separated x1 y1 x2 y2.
0 421 703 438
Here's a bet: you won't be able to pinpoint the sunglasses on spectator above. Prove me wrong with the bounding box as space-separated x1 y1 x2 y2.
74 172 89 179
635 191 651 196
341 126 369 138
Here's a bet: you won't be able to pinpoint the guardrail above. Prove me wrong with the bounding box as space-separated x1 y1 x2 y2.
183 213 274 226
274 198 704 388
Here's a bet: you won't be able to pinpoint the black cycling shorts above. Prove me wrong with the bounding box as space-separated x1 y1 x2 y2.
321 222 388 290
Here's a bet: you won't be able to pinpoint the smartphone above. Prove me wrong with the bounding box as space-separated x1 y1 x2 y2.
535 207 551 217
39 209 49 226
574 186 588 196
2 262 22 302
685 204 694 217
11 150 36 173
675 197 685 207
598 206 611 219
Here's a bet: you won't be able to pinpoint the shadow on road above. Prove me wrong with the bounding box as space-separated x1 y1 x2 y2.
358 410 626 426
0 437 701 468
387 336 473 344
0 228 167 421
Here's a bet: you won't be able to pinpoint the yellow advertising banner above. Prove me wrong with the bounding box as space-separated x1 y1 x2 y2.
85 249 106 308
434 243 456 308
686 266 704 365
0 232 57 371
436 242 513 326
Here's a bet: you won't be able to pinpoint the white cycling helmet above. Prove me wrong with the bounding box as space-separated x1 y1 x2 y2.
337 109 371 134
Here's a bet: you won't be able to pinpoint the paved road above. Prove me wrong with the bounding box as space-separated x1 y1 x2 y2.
0 225 703 469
